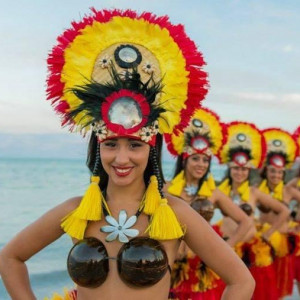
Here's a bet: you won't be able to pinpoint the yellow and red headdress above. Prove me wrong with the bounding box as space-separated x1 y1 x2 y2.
262 128 299 169
293 126 300 157
46 8 209 145
165 107 226 159
220 122 266 168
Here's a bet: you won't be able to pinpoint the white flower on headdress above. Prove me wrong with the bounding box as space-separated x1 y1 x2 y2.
93 121 108 141
140 126 153 143
142 61 155 74
98 55 111 69
100 210 139 243
151 120 160 135
184 146 194 156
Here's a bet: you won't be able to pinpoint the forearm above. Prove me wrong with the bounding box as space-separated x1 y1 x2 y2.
226 218 252 247
0 257 36 300
221 281 255 300
263 209 289 238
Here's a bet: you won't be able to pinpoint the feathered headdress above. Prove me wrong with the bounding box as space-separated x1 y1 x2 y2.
46 8 209 142
220 122 266 168
165 107 226 159
46 8 209 240
262 128 298 169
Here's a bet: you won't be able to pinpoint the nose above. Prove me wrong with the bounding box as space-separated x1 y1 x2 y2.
114 147 130 165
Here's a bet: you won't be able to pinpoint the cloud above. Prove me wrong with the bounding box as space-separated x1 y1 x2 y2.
233 92 300 104
283 44 294 52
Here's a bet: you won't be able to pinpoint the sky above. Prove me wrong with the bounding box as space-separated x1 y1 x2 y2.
0 0 300 151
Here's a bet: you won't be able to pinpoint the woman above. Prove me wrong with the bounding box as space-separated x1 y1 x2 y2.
164 107 253 299
218 122 290 300
258 128 300 299
286 168 300 297
0 9 255 300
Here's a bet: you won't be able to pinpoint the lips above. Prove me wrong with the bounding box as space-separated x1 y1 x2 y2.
113 166 133 177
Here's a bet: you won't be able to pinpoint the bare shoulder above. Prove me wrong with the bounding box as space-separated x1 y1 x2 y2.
165 193 200 225
163 181 171 193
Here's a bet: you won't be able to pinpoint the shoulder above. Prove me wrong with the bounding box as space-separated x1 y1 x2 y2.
45 196 82 220
163 181 171 193
165 193 201 226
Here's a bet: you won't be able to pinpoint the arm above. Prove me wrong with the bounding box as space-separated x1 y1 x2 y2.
253 187 289 239
0 197 80 300
213 189 253 247
286 177 298 189
287 185 300 203
169 196 255 300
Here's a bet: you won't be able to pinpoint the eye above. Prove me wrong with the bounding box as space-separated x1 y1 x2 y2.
130 141 143 148
102 141 117 148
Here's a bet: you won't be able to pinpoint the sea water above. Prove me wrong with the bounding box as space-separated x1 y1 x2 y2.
0 158 297 299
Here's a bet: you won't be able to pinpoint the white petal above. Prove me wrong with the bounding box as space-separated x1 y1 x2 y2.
100 225 116 233
118 210 127 226
105 215 119 227
118 232 129 243
123 215 137 229
106 231 119 242
123 229 139 237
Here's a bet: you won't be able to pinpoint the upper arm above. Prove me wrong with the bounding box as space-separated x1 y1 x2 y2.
167 195 250 285
0 197 81 262
214 189 248 224
287 186 300 203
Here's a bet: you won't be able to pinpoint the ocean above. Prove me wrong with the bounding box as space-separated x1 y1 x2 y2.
0 157 298 299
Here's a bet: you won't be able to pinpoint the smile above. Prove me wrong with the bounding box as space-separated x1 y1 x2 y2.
113 167 133 176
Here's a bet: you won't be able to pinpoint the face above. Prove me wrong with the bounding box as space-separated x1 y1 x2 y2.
185 153 210 180
230 166 250 185
100 138 150 187
266 165 284 186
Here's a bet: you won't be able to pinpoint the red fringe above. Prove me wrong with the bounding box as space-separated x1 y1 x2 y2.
274 254 294 297
46 8 208 130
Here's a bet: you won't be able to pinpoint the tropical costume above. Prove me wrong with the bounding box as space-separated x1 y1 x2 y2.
218 121 279 300
258 128 299 298
44 8 208 299
292 126 300 285
165 107 226 300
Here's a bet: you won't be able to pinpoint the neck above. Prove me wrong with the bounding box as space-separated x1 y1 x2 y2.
267 180 280 191
232 180 244 193
106 178 146 205
185 171 200 186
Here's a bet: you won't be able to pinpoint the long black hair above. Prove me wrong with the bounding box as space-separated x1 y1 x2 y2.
86 132 165 191
173 154 211 194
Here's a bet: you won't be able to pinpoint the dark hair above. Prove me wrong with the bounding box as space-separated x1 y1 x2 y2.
260 165 286 183
220 167 254 186
86 132 165 191
173 154 211 193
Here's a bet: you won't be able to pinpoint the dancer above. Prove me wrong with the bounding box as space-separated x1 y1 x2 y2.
165 107 252 299
259 128 300 298
218 121 290 300
0 9 255 300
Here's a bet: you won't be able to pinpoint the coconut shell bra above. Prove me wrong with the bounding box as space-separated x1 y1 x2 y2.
67 236 170 288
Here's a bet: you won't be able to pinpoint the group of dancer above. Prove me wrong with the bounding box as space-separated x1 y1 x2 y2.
166 108 300 300
0 7 298 300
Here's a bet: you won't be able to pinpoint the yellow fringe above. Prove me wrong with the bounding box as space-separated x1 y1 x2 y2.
143 175 160 215
146 198 184 240
61 176 103 239
218 178 250 201
252 236 273 267
61 211 87 240
73 176 102 220
258 179 283 201
167 170 186 197
44 288 75 300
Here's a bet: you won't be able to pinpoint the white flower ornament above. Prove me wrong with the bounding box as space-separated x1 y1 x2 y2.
100 210 139 243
